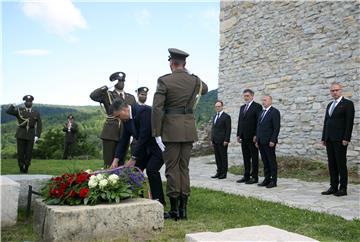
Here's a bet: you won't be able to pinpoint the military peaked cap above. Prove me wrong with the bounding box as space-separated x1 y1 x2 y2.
23 95 34 102
168 48 189 61
109 72 126 82
136 87 149 93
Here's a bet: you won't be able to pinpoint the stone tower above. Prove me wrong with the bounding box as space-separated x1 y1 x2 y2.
219 1 359 164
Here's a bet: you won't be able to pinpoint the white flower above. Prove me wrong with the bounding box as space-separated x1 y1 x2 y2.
89 175 98 182
85 169 93 174
99 179 108 188
88 179 98 188
96 174 105 181
108 174 119 184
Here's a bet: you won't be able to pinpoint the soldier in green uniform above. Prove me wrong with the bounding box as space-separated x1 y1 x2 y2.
62 114 78 159
152 48 208 220
90 71 136 167
6 95 42 173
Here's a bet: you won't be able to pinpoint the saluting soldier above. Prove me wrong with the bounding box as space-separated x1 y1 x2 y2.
90 71 136 167
6 95 42 173
152 48 208 220
62 114 78 160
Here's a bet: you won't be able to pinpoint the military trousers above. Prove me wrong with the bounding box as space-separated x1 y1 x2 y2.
63 141 74 160
16 138 34 169
163 142 193 198
102 139 118 168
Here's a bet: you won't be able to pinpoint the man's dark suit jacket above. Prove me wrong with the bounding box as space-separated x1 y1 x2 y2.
115 104 154 163
256 107 281 145
211 112 231 144
322 97 355 142
237 101 262 140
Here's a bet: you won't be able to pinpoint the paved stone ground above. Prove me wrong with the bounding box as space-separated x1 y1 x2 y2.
160 155 360 220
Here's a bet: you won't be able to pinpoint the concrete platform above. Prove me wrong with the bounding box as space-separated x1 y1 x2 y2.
185 225 319 242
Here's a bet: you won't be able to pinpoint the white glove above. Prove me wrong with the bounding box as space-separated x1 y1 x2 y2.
155 136 166 152
34 136 39 143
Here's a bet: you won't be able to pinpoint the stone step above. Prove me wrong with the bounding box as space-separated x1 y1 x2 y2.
185 225 319 242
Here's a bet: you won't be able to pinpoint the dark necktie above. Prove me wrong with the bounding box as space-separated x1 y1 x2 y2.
260 110 266 122
215 113 220 124
244 104 249 114
329 100 337 116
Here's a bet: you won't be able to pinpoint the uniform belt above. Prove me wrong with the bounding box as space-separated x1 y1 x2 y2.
19 126 34 129
165 108 193 114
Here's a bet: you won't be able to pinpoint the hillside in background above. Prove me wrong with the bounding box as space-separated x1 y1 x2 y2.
1 89 217 159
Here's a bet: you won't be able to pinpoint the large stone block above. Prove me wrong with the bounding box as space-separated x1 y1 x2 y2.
185 225 319 242
0 176 20 227
5 174 52 208
33 198 164 242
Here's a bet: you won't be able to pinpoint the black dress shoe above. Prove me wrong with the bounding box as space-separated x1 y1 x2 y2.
236 177 249 183
266 181 277 188
257 180 270 187
334 189 347 197
218 174 227 179
245 178 258 184
211 173 219 179
321 187 338 195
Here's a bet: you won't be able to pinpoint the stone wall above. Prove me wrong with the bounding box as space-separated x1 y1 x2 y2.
219 1 359 164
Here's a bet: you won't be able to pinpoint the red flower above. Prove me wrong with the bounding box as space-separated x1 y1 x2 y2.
76 174 88 184
66 176 74 185
79 188 89 198
50 188 61 197
68 189 77 197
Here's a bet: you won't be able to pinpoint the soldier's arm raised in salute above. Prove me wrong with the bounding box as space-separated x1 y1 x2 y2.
90 86 108 102
6 104 19 117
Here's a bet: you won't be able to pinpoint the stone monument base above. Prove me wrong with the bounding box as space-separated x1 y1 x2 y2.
0 176 20 227
33 198 164 242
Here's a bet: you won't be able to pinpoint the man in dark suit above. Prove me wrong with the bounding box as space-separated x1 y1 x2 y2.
256 95 280 188
321 82 355 197
90 71 136 167
236 89 262 184
62 114 78 159
6 95 42 173
110 89 166 210
211 100 231 179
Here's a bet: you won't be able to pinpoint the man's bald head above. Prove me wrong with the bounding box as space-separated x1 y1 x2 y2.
262 95 272 108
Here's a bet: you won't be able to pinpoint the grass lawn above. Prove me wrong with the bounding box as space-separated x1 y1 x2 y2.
1 159 104 175
229 156 360 184
1 159 360 241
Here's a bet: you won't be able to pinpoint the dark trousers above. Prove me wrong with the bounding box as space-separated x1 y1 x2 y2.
17 138 34 169
145 146 165 205
259 143 277 182
163 142 192 198
213 142 228 175
102 140 118 167
326 141 348 190
241 139 259 179
63 141 74 159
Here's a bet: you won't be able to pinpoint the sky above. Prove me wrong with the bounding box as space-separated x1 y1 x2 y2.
1 0 220 106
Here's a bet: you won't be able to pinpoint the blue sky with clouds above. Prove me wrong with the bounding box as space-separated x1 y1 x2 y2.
1 0 220 105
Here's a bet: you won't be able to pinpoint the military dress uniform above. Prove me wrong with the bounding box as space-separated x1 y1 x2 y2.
90 72 136 167
62 115 78 159
152 48 208 219
6 95 42 173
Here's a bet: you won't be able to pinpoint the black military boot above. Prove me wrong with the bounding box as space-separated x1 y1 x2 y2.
178 195 188 220
165 197 179 221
